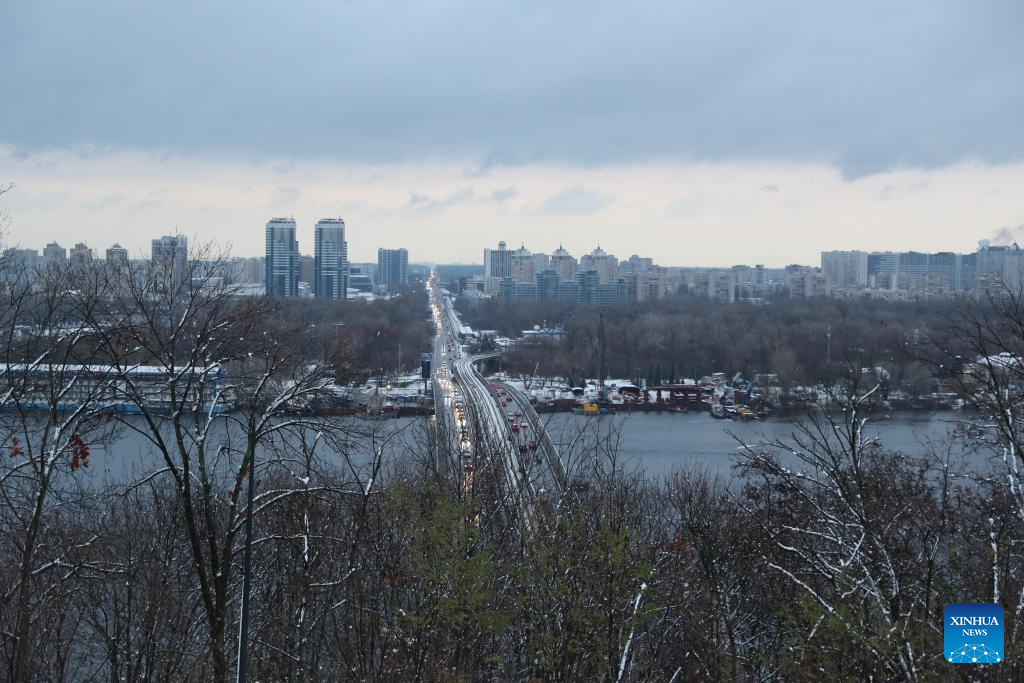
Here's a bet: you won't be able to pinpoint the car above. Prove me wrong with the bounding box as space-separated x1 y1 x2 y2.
511 423 519 432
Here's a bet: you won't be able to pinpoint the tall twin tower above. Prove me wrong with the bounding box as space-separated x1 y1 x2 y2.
265 217 348 298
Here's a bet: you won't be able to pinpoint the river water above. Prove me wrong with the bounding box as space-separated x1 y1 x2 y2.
84 410 976 483
542 410 977 479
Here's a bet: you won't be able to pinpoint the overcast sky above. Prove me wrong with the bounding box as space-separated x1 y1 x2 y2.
1 1 1022 265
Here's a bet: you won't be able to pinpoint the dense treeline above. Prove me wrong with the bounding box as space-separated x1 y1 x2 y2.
274 281 432 382
457 293 967 389
3 233 1024 680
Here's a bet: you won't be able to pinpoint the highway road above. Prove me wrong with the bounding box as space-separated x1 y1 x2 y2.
427 270 565 512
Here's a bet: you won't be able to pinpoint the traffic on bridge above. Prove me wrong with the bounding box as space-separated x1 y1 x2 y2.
427 270 566 510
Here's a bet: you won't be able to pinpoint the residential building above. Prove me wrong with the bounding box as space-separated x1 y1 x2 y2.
580 245 618 283
265 218 299 297
550 244 577 281
689 270 735 303
821 250 869 288
784 265 831 298
511 245 535 283
3 248 40 276
69 243 93 271
975 244 1024 296
105 243 129 265
314 218 348 299
43 241 67 265
151 235 188 285
376 248 409 294
483 241 513 293
298 255 315 289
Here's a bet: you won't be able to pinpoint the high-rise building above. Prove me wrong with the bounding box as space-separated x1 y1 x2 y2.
536 269 560 301
580 245 618 283
151 235 188 285
106 243 129 265
867 252 899 279
976 244 1024 296
314 218 348 299
784 265 831 299
511 245 535 283
573 269 600 304
265 218 299 297
550 244 577 281
376 248 409 294
959 252 977 294
298 255 315 288
43 241 67 265
69 243 93 271
689 270 736 303
821 251 868 288
483 241 513 293
3 248 40 275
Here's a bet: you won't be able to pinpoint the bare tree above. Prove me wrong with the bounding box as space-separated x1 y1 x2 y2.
0 259 119 680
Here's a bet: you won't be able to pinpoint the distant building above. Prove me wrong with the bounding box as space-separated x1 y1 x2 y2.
483 241 513 293
298 255 315 289
580 245 618 283
975 244 1024 297
106 243 128 265
3 248 40 275
314 218 348 299
511 245 535 283
265 218 299 297
43 241 67 265
866 249 977 296
784 265 831 298
69 243 93 271
376 248 409 294
626 255 654 272
348 265 374 293
550 244 577 281
821 250 868 288
151 235 188 285
689 270 735 303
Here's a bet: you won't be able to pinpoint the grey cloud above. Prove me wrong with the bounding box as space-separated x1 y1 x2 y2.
80 192 127 210
491 187 519 203
537 186 613 216
407 187 475 212
264 187 301 209
991 225 1024 246
1 1 1022 176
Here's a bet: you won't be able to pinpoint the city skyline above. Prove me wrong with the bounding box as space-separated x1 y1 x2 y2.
0 158 1020 266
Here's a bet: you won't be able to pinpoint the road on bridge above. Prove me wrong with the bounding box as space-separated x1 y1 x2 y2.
427 271 566 509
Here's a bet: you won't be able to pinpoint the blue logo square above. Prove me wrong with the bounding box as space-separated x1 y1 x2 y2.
944 603 1004 664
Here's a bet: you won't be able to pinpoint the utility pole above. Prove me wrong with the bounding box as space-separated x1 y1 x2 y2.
826 325 832 365
598 313 607 396
236 435 257 683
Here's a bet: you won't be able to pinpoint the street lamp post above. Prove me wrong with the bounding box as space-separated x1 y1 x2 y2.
236 432 256 683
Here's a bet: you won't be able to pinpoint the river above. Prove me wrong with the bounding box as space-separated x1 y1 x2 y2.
84 410 975 483
542 409 976 479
